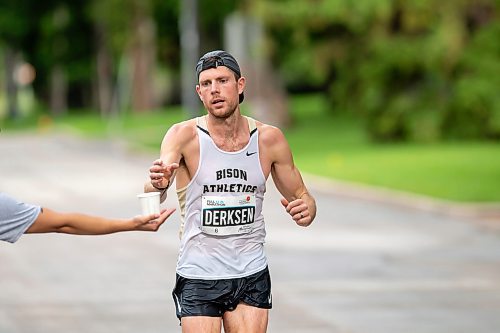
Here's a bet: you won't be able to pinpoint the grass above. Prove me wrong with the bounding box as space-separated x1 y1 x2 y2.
2 95 500 203
286 94 500 202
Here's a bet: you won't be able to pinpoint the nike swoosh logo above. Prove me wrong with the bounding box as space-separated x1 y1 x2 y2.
246 151 257 156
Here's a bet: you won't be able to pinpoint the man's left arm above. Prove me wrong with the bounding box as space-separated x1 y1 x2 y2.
267 128 316 227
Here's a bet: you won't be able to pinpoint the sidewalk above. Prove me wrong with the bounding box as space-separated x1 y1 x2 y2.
2 132 500 333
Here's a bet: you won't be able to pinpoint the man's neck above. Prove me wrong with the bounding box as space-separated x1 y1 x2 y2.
206 112 250 151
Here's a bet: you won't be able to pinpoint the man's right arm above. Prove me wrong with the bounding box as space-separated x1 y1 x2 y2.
144 121 195 202
144 123 184 195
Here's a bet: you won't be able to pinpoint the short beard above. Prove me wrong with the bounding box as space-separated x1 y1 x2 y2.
207 102 238 120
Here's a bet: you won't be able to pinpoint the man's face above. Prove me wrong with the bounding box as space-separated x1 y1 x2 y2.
196 66 245 119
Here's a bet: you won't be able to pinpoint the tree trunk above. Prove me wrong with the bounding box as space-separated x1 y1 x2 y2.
4 47 19 119
94 22 114 117
130 9 156 112
224 13 290 128
179 0 200 118
50 65 67 116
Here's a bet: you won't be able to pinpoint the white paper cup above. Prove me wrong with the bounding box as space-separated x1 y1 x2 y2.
137 192 161 215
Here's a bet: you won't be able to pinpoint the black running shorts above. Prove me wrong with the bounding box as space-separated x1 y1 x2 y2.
172 266 272 319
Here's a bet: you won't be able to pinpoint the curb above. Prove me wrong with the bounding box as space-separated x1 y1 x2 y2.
304 174 500 222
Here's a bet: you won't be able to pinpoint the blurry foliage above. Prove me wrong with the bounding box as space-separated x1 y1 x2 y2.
1 0 499 142
198 0 239 52
0 0 237 112
151 0 180 67
256 0 500 141
40 1 94 105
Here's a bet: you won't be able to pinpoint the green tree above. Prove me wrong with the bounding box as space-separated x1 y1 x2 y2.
0 0 49 118
256 0 500 141
0 0 245 119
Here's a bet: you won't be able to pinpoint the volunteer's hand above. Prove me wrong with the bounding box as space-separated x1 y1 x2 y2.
132 208 176 231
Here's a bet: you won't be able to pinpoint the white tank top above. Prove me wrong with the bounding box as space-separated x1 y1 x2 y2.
175 116 268 279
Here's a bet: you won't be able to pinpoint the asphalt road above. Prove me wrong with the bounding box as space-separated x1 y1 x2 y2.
1 132 500 333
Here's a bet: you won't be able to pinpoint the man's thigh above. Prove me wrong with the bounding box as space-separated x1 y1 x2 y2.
181 316 222 333
223 302 269 333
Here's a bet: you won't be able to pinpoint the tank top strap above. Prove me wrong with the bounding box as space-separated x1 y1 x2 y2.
196 116 208 131
245 116 257 133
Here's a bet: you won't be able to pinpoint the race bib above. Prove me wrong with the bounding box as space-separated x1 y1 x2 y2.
201 194 256 236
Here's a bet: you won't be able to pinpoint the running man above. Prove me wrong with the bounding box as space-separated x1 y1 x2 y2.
145 50 316 333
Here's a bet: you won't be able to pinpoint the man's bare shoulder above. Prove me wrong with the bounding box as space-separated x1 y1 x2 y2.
165 118 198 142
255 121 287 146
254 120 292 166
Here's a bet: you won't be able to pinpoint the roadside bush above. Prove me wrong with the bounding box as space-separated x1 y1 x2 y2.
258 0 500 142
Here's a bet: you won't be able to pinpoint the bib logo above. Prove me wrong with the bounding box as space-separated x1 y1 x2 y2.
239 196 252 205
206 199 225 207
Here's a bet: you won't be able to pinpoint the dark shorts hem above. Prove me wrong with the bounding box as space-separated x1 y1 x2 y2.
172 266 272 319
240 298 272 310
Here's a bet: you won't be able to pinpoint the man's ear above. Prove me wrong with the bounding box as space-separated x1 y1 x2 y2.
238 76 246 95
195 85 203 100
